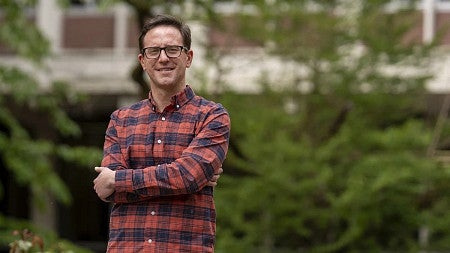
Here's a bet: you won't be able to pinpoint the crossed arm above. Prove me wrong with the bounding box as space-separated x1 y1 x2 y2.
93 166 223 202
93 106 230 203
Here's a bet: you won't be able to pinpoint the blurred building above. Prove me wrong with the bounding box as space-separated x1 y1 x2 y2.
0 0 449 252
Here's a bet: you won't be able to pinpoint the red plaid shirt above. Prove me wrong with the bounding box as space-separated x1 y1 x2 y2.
101 86 230 252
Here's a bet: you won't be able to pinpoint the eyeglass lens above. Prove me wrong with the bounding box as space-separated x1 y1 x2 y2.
144 46 184 59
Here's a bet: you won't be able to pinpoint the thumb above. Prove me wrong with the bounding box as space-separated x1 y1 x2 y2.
95 166 106 173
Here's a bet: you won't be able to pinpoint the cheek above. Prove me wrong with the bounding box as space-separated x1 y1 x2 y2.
141 61 154 71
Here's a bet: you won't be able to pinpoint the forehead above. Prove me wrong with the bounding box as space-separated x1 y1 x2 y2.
143 25 183 47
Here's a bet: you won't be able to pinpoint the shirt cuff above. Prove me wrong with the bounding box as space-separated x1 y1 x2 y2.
115 169 133 193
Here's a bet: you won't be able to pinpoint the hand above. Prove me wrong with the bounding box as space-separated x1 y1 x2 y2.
207 167 223 187
93 166 116 202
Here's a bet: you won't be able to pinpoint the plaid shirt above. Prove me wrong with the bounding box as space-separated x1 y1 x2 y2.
101 86 230 252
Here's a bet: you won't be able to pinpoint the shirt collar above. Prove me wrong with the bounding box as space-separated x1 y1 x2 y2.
148 85 195 112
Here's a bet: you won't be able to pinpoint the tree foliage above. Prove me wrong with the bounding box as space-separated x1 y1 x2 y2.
0 0 101 250
207 1 450 252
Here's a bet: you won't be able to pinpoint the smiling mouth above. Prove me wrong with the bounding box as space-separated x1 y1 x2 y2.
157 68 174 72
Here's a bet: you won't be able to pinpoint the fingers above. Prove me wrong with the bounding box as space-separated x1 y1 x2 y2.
207 167 223 187
207 181 217 187
211 174 220 182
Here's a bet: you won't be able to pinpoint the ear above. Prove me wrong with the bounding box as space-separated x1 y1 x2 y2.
138 54 146 70
185 50 193 68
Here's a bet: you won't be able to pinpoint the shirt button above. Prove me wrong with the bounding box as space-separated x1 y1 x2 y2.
157 139 162 144
161 117 166 121
148 239 152 244
151 211 156 215
176 104 180 109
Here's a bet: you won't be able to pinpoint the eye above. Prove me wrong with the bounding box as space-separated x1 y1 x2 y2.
146 48 160 55
166 46 180 54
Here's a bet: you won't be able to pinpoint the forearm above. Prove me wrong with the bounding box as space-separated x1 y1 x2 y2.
113 110 230 201
106 156 223 203
115 151 224 197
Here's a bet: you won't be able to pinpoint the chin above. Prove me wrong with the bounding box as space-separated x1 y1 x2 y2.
151 76 184 90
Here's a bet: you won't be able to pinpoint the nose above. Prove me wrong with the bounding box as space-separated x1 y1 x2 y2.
158 49 170 62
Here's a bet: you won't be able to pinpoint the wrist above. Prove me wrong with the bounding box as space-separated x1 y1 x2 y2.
108 171 116 189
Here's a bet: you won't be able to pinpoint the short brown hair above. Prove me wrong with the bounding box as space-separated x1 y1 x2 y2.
138 14 191 52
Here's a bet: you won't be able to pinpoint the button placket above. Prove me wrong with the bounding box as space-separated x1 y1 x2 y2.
146 205 157 246
153 112 167 160
156 113 167 144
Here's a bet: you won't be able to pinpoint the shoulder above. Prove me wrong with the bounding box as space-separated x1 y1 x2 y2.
191 95 229 116
188 96 230 129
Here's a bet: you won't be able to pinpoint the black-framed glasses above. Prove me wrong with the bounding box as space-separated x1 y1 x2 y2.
142 45 188 59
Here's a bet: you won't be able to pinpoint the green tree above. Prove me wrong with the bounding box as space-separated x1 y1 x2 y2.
210 0 450 252
59 0 450 252
0 0 101 251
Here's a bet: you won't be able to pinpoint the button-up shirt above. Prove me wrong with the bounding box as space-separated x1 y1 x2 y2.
101 86 230 252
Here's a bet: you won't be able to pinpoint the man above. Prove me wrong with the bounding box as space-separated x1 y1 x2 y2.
93 14 230 252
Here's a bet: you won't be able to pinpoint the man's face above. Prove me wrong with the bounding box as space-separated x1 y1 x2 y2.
138 25 193 91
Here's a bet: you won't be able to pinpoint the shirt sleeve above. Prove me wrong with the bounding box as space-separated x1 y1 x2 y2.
110 104 230 203
99 110 131 203
101 111 128 170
